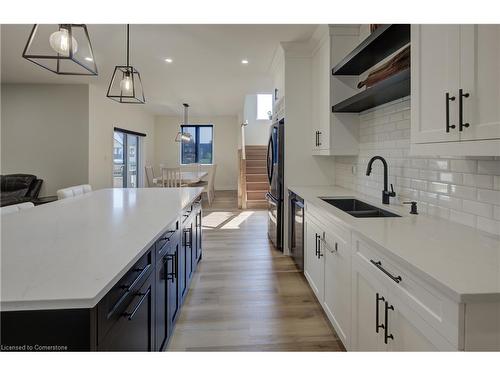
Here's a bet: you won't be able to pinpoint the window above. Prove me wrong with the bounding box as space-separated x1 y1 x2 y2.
180 125 213 164
256 94 273 120
113 128 145 188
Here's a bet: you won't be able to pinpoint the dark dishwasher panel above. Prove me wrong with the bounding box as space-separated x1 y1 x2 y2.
288 190 304 272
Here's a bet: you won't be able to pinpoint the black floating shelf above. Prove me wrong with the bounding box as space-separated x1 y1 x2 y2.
332 69 410 113
332 24 410 76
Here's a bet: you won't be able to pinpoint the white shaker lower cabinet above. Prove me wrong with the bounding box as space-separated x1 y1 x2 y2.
304 216 325 301
322 223 352 349
303 203 500 351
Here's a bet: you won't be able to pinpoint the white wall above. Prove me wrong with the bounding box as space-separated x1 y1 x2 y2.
243 94 271 145
1 83 89 196
88 84 156 190
154 115 239 190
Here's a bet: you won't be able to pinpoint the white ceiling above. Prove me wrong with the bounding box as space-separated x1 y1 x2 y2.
1 24 317 116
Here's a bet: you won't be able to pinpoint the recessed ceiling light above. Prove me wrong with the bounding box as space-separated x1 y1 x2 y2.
85 57 93 62
165 58 173 63
241 59 249 64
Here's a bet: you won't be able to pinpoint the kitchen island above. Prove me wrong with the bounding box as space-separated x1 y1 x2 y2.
1 188 204 351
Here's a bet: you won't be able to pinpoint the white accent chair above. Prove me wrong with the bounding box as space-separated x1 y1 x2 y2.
57 184 92 200
1 202 35 215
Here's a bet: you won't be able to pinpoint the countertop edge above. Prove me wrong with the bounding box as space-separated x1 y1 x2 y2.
1 189 203 312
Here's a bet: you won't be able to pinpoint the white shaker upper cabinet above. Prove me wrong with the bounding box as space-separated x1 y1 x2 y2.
459 25 500 141
411 24 460 143
411 24 500 155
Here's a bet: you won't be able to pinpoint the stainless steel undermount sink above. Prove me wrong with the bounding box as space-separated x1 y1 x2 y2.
320 198 401 218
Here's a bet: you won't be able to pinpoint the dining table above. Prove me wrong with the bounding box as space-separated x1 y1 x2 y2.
153 170 208 186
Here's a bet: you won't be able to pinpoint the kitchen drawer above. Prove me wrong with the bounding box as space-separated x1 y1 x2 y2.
97 246 154 343
305 202 350 245
353 235 461 348
156 219 179 259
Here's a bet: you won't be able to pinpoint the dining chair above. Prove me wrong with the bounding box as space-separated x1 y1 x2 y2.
145 166 162 187
190 164 217 205
162 167 184 187
181 163 200 174
57 184 92 200
1 202 35 215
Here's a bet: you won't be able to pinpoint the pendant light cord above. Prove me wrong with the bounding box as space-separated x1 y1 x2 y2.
126 24 130 67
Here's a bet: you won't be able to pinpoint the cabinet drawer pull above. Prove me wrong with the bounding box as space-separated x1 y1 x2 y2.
459 89 470 131
370 260 402 284
317 131 322 146
123 288 151 321
315 233 320 256
107 264 151 319
376 293 385 333
384 301 395 344
160 230 175 241
164 254 177 282
445 92 456 133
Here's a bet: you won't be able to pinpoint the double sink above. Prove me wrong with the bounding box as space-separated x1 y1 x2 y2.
321 198 401 218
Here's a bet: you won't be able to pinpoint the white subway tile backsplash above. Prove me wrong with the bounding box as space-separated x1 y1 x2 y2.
428 159 449 171
462 200 493 218
439 172 463 184
334 98 500 235
476 217 500 236
494 206 500 221
429 182 449 194
449 185 476 200
477 189 500 205
450 159 477 173
463 174 493 189
478 160 500 175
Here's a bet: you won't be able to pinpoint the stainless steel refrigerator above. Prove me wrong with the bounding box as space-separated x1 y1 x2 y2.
266 119 284 250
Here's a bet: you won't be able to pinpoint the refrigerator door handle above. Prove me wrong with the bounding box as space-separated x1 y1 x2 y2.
266 135 274 185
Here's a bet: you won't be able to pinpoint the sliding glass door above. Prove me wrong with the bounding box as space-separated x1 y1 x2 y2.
113 130 140 188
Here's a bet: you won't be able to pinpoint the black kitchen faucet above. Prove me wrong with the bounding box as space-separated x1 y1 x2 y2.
366 156 396 204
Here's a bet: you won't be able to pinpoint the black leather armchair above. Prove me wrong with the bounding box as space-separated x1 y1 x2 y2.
0 174 43 207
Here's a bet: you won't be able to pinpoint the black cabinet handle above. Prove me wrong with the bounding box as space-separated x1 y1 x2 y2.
370 260 402 284
123 288 151 321
315 233 319 257
376 293 385 333
107 264 151 319
384 301 395 344
315 131 319 146
317 131 322 146
459 89 470 131
445 92 456 133
165 254 177 282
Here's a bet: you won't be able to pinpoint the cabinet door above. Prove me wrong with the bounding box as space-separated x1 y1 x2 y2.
167 243 180 334
411 24 460 143
311 37 331 152
351 257 386 351
99 273 155 351
304 218 324 301
323 232 351 348
155 254 168 351
459 25 500 141
387 306 440 351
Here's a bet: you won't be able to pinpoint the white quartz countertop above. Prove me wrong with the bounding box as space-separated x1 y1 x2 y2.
288 185 500 303
1 188 203 312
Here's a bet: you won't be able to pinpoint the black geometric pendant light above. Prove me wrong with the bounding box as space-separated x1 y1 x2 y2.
106 24 145 104
22 24 98 75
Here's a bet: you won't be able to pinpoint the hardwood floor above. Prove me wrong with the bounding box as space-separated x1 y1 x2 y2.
167 190 344 351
